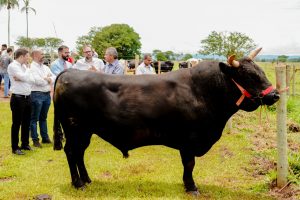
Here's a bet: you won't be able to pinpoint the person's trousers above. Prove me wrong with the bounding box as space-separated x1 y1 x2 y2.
30 91 51 141
10 94 32 151
1 73 10 97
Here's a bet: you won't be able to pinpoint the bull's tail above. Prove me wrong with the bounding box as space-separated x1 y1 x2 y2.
53 110 64 150
53 70 67 151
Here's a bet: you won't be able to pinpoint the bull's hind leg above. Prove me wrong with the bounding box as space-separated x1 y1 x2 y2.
64 136 85 188
180 150 199 195
76 132 92 184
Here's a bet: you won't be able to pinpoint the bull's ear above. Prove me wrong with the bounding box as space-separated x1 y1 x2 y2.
227 55 240 68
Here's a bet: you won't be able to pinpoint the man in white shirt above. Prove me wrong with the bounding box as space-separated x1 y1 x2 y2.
73 45 104 71
7 48 34 155
30 50 56 148
136 54 156 75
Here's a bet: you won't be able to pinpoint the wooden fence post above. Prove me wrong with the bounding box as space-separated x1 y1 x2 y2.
135 55 139 69
158 61 161 74
275 64 288 188
291 65 296 96
286 65 291 96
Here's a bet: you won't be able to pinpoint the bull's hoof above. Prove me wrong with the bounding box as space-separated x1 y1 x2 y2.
82 176 92 184
72 179 85 189
53 142 62 150
186 190 200 196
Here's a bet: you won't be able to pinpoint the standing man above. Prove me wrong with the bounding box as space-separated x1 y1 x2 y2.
50 45 72 76
1 44 8 56
103 47 124 75
7 48 34 155
73 45 104 71
0 48 13 97
30 50 56 148
135 54 156 75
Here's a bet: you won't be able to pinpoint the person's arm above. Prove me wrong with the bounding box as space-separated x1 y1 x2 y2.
114 63 124 75
46 66 56 84
30 66 49 86
50 62 61 76
8 63 34 83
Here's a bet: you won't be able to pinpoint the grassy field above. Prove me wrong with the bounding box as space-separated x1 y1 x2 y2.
0 62 299 199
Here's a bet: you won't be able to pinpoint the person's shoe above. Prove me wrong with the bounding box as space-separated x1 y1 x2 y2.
21 145 33 151
12 149 25 155
33 140 42 148
42 138 52 144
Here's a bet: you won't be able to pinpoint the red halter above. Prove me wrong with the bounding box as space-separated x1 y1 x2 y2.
231 79 274 106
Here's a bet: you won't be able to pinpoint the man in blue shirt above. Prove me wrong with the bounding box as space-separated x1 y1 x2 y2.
50 45 72 76
103 47 124 75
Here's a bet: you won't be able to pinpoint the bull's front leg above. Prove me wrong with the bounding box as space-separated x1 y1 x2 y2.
180 150 199 196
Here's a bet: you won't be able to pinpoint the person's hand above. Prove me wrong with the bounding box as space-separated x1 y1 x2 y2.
89 65 97 71
44 77 52 84
13 76 21 81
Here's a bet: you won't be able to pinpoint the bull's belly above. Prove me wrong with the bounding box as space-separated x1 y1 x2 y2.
95 129 221 158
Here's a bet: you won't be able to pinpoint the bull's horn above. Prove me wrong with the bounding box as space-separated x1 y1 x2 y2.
227 55 240 68
248 47 262 60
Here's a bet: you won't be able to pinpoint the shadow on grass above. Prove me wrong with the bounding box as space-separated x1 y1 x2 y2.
59 180 275 199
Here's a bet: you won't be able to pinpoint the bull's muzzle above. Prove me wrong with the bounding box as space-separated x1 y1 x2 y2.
262 89 280 105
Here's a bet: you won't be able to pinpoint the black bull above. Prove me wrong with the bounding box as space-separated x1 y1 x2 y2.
53 56 279 195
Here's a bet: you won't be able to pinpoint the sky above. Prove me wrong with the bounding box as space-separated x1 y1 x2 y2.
0 0 300 55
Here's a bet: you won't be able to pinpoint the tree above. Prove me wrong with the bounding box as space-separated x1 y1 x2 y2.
15 36 34 48
91 24 141 59
182 53 193 61
199 31 257 59
277 55 288 62
20 0 36 40
44 37 63 53
156 52 168 61
0 0 19 46
76 26 101 54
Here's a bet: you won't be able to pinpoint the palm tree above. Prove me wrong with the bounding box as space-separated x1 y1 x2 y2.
0 0 19 46
20 0 36 40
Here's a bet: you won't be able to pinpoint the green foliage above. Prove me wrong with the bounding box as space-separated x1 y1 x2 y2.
182 53 193 61
277 55 288 62
199 31 257 59
90 24 141 59
75 26 101 55
156 52 168 61
152 49 176 61
0 0 19 10
15 36 34 48
15 36 63 52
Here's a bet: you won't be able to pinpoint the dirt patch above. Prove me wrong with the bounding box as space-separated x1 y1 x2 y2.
288 122 300 133
270 183 300 200
219 146 234 161
249 156 276 177
0 176 15 182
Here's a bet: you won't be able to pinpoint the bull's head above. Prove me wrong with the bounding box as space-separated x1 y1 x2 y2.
224 48 280 111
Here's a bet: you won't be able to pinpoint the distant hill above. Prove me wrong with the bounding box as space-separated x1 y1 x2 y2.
192 54 300 62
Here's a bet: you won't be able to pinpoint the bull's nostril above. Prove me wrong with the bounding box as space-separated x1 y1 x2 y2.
273 94 280 101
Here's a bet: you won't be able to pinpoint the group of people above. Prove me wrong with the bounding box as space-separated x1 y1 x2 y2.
2 44 156 155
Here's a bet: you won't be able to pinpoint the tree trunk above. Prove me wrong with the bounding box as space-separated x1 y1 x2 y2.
26 9 29 40
8 8 11 46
